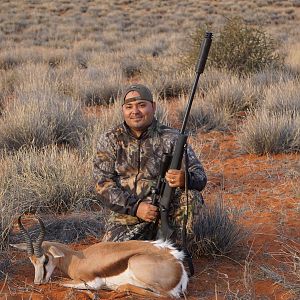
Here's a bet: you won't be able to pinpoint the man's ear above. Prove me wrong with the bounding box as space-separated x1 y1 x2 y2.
48 246 65 258
152 101 156 112
10 243 28 251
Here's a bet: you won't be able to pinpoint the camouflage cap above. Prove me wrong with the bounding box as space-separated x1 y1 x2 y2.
123 84 153 104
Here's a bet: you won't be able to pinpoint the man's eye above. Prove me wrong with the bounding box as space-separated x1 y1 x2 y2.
125 106 132 109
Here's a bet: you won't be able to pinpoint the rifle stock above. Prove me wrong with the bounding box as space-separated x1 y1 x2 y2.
157 32 213 241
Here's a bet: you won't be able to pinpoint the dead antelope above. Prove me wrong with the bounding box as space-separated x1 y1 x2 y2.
11 216 188 298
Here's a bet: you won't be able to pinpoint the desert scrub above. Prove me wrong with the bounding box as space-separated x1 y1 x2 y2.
0 146 94 249
59 57 126 105
0 91 89 152
263 80 300 115
177 94 230 132
186 17 283 74
238 110 300 154
192 199 247 257
177 75 259 132
140 56 193 99
205 76 260 116
0 49 24 70
239 79 300 154
250 68 299 89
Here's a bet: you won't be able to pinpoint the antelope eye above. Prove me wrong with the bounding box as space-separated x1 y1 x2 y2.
44 255 49 265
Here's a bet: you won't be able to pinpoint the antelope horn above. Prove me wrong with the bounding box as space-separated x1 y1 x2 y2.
33 216 46 258
17 215 34 256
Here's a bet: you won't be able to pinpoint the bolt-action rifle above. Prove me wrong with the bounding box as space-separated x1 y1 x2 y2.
152 32 213 241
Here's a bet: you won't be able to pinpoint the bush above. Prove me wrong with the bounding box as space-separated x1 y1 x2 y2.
186 17 283 74
10 213 106 245
238 110 300 154
141 57 193 99
0 146 94 250
178 94 230 132
263 80 300 115
177 74 260 132
0 92 89 152
191 199 247 256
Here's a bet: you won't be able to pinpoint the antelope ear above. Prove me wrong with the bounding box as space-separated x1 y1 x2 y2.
48 246 65 258
10 243 28 251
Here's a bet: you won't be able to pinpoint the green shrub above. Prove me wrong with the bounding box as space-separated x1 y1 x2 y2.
187 17 283 74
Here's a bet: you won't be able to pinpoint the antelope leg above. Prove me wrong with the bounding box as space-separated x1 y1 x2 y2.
114 283 162 298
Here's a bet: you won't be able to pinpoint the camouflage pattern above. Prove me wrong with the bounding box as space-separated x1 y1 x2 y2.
93 119 207 241
102 189 204 245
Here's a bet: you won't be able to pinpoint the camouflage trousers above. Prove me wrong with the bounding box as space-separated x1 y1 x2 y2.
102 189 204 246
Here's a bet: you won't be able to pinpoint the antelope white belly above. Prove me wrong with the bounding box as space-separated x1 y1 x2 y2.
66 268 143 291
103 267 142 290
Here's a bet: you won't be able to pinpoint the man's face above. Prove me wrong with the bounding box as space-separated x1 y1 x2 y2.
122 91 156 135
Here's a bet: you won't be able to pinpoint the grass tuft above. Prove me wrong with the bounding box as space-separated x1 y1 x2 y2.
191 199 247 257
0 92 89 152
0 146 95 250
238 110 300 154
10 213 106 245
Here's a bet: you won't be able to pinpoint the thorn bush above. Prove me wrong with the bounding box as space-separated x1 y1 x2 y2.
186 17 283 74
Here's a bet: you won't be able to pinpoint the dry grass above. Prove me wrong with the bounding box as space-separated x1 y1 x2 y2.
0 93 89 152
285 42 300 74
0 147 94 250
177 94 230 132
9 213 106 245
238 79 300 154
192 198 248 257
0 1 299 297
238 110 300 154
263 80 300 114
260 239 300 297
177 71 261 132
0 63 91 151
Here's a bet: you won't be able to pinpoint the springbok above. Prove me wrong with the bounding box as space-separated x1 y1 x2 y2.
11 216 188 298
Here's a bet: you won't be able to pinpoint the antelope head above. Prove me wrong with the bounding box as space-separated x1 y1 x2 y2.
10 215 64 284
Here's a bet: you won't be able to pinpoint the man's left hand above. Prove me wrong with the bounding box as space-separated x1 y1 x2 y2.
165 169 185 188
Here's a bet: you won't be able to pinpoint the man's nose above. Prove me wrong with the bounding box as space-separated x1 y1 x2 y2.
131 106 140 114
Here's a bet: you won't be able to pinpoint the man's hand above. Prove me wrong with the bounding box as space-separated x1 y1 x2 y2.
136 202 158 222
165 169 185 188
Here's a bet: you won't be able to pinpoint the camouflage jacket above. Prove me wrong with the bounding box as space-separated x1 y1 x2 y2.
93 119 207 216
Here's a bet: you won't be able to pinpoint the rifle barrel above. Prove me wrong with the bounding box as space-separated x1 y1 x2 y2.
180 32 213 134
158 31 212 241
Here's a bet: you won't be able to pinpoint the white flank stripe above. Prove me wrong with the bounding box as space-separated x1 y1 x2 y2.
152 239 185 261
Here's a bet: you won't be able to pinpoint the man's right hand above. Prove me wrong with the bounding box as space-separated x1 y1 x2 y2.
136 202 158 222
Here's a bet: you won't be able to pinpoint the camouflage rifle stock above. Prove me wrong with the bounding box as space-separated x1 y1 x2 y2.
157 32 213 241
